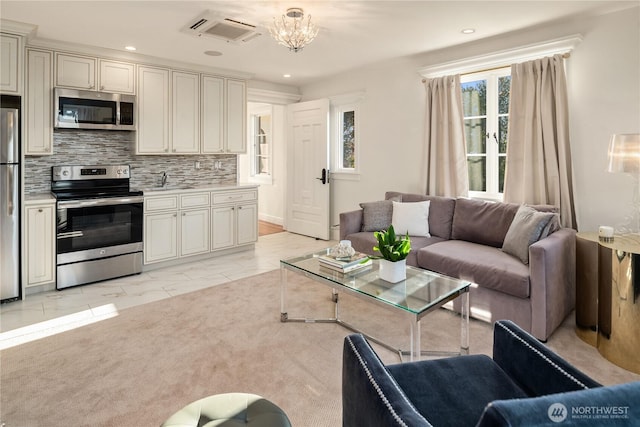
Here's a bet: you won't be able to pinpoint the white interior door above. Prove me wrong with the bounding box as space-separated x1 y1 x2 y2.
286 99 330 240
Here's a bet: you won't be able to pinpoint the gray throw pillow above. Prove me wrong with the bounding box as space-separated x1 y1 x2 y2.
502 205 556 264
360 197 401 232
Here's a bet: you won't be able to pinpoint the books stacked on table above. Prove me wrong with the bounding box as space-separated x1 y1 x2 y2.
318 252 372 273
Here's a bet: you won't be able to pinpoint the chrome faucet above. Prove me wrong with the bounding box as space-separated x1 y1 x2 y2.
161 171 167 187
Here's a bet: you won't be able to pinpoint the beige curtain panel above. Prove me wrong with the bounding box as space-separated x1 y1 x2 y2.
504 54 577 229
424 75 469 197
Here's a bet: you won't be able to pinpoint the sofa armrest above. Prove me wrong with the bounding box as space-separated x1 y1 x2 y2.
342 334 432 427
528 228 576 340
477 381 640 427
492 320 600 397
339 209 363 240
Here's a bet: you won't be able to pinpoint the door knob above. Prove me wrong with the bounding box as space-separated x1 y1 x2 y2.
316 168 328 184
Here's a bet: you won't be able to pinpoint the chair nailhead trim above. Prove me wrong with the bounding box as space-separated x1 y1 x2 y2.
346 335 430 427
497 322 589 389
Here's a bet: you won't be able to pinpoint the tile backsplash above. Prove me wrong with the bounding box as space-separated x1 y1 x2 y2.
25 130 237 193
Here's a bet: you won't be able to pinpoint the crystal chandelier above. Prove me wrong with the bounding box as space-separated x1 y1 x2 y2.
269 8 319 53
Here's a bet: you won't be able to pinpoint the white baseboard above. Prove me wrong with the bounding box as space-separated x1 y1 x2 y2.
258 213 283 226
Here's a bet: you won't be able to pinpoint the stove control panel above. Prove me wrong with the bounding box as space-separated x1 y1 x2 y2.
52 165 131 181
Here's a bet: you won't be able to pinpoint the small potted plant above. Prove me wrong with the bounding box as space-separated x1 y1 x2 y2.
372 225 411 283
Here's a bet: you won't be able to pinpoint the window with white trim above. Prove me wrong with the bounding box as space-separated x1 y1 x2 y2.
461 68 511 201
248 105 272 184
330 92 363 179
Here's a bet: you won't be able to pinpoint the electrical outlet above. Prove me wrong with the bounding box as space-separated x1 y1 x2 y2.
194 161 201 169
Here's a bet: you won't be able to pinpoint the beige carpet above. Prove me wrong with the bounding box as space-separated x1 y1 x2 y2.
1 270 638 427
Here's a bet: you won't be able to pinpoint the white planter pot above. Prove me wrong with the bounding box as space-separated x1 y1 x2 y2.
378 259 406 283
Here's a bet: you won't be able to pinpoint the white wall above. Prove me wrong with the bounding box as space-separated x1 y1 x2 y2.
300 6 640 233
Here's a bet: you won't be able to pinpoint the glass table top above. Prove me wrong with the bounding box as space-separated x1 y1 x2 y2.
281 250 471 316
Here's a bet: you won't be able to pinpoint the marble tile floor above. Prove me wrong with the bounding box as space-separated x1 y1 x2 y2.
0 232 333 345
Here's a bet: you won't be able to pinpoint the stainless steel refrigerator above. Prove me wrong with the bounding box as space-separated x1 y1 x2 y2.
1 95 21 302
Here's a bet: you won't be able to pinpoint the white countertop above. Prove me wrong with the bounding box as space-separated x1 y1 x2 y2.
139 183 258 196
24 193 56 204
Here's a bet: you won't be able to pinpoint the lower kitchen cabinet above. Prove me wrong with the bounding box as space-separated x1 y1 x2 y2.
180 208 210 256
237 203 258 246
211 192 258 251
144 211 178 264
25 201 56 287
143 186 256 267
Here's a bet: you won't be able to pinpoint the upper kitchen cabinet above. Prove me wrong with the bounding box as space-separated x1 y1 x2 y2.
137 66 170 154
171 71 200 154
137 67 246 155
56 53 135 94
225 79 247 153
55 53 96 89
25 48 53 155
201 76 247 154
99 60 135 93
1 34 22 94
201 75 224 153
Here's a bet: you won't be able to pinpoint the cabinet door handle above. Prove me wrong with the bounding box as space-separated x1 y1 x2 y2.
182 213 186 216
38 208 43 213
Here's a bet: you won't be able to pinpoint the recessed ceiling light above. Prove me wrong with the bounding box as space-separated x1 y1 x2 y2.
204 50 223 57
461 28 475 34
283 74 291 78
125 46 136 51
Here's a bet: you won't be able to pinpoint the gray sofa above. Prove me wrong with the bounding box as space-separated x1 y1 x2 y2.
339 191 576 341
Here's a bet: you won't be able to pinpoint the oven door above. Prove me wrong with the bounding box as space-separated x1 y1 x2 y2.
56 196 143 263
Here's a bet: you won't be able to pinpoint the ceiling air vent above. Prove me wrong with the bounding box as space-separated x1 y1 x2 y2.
183 12 261 43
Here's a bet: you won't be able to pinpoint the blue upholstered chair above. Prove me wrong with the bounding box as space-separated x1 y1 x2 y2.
342 320 640 426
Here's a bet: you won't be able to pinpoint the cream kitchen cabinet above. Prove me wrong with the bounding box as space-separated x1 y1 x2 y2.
25 48 53 155
172 71 200 154
55 53 96 89
137 68 200 154
201 77 246 154
225 79 247 153
201 75 224 153
56 53 135 93
180 208 210 256
1 34 21 94
99 60 135 93
144 194 178 263
211 189 257 250
137 66 170 154
178 192 210 256
25 201 56 287
144 211 178 263
144 192 211 264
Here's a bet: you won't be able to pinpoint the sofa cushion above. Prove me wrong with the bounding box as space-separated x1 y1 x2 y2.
392 201 430 237
452 198 519 248
418 240 531 299
387 355 527 427
359 196 402 232
502 205 556 264
385 192 456 240
360 200 392 232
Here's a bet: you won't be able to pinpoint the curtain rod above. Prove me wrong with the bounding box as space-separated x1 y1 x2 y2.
421 52 571 82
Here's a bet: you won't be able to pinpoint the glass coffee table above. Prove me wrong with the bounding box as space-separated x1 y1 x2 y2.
280 250 471 362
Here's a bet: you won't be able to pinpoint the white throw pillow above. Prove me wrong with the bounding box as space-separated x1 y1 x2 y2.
391 201 431 237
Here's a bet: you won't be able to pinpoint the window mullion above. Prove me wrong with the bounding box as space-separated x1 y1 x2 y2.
486 75 499 195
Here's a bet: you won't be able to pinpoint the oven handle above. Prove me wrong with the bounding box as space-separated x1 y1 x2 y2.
57 231 84 239
57 196 144 209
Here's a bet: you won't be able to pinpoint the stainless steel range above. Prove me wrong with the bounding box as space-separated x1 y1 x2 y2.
51 165 143 289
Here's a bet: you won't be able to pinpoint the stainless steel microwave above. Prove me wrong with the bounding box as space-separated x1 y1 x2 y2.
54 88 136 130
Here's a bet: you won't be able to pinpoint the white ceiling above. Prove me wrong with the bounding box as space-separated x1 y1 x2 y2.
1 1 635 86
